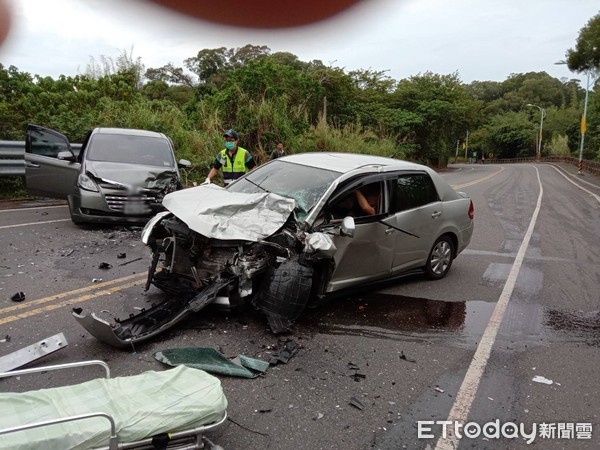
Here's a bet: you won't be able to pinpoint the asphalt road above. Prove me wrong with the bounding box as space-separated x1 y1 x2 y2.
0 163 599 450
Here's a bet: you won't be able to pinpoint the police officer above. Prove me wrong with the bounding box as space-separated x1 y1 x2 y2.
204 129 255 186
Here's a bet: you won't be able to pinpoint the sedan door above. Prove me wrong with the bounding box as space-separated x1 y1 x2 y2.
383 172 444 272
320 176 396 292
25 124 80 199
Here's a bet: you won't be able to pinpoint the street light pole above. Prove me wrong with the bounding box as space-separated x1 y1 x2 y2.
526 104 545 161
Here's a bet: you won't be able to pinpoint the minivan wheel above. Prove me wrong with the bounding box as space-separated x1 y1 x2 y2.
425 236 454 280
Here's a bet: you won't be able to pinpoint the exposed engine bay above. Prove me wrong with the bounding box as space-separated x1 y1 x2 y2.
73 185 338 348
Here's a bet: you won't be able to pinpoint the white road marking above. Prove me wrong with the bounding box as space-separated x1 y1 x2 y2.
0 219 71 229
435 166 544 450
0 204 68 213
548 165 600 204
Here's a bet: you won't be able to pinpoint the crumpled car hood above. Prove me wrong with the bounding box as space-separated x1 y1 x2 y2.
162 184 296 241
85 161 178 189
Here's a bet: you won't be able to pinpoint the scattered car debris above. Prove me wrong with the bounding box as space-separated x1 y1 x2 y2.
98 262 112 270
0 333 68 372
60 248 74 257
313 412 324 420
348 362 367 381
154 347 269 379
399 351 416 363
532 375 554 385
0 335 11 343
268 338 299 365
92 278 103 283
10 292 25 303
351 372 366 382
349 396 365 410
118 257 143 266
435 387 445 393
117 253 127 259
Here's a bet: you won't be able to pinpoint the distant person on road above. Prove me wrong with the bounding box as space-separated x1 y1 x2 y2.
270 142 286 160
204 129 255 186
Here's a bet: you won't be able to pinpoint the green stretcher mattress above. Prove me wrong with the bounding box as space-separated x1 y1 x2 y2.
0 365 228 449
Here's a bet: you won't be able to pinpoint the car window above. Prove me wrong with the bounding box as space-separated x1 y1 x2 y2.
27 128 69 158
388 173 439 213
328 180 384 221
228 160 340 222
86 134 175 167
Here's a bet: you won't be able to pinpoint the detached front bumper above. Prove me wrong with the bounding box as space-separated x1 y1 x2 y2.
72 278 233 348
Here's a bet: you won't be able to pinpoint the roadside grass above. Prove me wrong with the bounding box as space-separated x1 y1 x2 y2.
0 177 31 200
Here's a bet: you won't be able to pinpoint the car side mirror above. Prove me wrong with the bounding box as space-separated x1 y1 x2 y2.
178 159 192 168
57 150 77 162
340 216 355 237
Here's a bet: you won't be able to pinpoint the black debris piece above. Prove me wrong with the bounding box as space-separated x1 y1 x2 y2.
117 253 127 259
10 292 25 303
399 351 416 363
347 362 360 371
349 396 365 410
258 408 272 413
348 362 366 381
98 262 112 270
119 257 143 266
350 372 366 382
268 338 299 365
61 249 74 257
2 335 10 342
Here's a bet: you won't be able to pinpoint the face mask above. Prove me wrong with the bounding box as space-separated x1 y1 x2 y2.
225 141 236 150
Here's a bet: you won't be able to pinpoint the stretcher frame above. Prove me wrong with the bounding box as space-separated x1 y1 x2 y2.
0 360 227 450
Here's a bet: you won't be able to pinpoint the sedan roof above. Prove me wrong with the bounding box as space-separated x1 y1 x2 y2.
280 152 424 174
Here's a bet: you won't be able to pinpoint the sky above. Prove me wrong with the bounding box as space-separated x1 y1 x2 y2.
0 0 598 85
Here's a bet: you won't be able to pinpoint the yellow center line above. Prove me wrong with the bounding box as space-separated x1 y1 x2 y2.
0 279 147 325
0 273 146 315
451 166 505 189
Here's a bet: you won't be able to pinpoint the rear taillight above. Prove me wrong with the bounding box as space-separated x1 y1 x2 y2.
468 200 474 220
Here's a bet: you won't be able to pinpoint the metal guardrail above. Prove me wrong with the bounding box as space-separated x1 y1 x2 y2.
0 141 82 177
481 156 600 176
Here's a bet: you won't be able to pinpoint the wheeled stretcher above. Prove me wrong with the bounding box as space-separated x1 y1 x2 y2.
0 360 228 449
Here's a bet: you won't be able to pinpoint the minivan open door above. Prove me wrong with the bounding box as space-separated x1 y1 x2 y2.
25 124 80 199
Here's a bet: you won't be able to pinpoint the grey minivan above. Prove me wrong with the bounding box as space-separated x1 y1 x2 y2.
25 124 191 224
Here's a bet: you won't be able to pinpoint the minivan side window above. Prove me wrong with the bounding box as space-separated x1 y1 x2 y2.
28 129 69 158
388 173 439 213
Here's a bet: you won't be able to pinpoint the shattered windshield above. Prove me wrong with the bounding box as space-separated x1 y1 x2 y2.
227 160 340 221
87 134 176 167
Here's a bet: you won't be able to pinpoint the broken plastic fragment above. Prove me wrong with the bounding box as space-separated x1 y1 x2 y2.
10 292 25 302
98 262 112 270
349 396 365 410
532 375 553 385
92 278 103 283
117 253 127 259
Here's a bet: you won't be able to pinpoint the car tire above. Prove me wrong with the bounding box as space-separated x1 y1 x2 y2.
424 235 454 280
